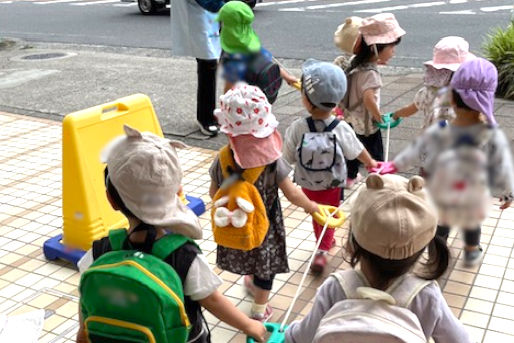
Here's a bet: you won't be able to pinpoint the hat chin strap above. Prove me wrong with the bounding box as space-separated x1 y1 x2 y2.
372 44 379 58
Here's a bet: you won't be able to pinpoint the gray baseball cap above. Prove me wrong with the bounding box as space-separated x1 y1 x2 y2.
302 59 347 112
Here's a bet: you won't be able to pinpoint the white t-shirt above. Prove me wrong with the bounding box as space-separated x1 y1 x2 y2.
78 248 222 301
283 114 364 165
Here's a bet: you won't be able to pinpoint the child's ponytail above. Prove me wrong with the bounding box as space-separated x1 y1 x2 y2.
419 235 450 281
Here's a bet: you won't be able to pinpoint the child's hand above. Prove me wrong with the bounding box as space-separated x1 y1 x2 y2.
368 161 397 175
500 200 512 210
367 159 378 169
284 73 300 86
306 201 319 215
244 320 267 342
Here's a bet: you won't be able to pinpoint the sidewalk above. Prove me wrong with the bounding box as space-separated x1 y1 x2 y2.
1 41 513 156
1 111 514 342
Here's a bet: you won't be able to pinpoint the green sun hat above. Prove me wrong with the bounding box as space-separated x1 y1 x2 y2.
216 1 261 54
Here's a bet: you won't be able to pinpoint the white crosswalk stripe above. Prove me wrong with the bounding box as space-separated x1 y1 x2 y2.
278 0 513 14
2 0 512 13
71 0 118 5
35 0 85 5
481 5 513 12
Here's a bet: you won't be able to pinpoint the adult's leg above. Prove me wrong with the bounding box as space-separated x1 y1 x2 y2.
196 58 218 129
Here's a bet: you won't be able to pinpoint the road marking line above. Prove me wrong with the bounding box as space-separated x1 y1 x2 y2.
256 0 319 7
449 0 468 3
356 5 406 12
0 1 13 3
279 0 392 12
71 0 118 5
112 2 136 5
480 5 513 12
440 9 476 14
411 1 445 8
356 1 446 13
34 0 84 4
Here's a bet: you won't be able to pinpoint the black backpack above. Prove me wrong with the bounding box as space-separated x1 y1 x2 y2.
194 0 224 13
246 53 283 104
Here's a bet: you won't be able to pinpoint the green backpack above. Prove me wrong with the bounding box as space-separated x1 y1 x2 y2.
79 229 197 343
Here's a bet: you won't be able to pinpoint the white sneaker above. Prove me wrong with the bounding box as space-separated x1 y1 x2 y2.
196 120 219 137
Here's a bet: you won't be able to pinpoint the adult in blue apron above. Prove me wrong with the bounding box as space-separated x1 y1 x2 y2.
171 0 222 136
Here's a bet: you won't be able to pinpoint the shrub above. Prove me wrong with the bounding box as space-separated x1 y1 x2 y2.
483 20 514 100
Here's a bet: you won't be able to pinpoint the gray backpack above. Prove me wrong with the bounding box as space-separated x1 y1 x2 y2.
314 270 431 343
294 117 346 191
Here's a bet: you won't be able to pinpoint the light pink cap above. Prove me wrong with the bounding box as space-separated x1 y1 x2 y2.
424 36 475 72
359 13 406 46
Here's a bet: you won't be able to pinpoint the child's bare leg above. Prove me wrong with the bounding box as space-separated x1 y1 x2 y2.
254 287 271 305
249 275 274 321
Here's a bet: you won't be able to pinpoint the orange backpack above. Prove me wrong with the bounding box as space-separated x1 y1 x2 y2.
211 146 269 251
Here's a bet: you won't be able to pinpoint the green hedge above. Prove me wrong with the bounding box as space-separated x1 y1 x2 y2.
483 20 514 100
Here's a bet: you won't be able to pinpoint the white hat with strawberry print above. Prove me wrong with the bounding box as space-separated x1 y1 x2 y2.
214 82 278 138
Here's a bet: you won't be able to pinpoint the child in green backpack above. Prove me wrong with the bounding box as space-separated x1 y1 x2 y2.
76 125 266 343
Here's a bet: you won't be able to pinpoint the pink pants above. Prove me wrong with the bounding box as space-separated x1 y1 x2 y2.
302 187 342 252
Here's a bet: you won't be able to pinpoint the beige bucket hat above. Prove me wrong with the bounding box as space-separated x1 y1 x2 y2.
101 125 202 240
351 174 437 260
334 16 363 54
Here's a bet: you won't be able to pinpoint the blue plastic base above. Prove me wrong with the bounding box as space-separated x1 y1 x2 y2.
43 196 206 267
43 234 86 266
185 195 206 216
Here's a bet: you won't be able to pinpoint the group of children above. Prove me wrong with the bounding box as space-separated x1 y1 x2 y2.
76 2 514 343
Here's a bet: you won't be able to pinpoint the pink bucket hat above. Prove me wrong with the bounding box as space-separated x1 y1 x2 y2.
450 58 498 126
101 125 202 239
214 82 282 168
359 13 405 46
424 36 475 72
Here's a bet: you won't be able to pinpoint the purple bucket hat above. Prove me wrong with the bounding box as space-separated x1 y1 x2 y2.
450 58 498 126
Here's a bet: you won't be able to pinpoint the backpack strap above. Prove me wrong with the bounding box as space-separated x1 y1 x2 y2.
324 119 340 132
219 145 266 184
151 234 199 260
331 270 370 299
306 118 340 133
108 229 128 251
387 274 433 308
306 117 317 132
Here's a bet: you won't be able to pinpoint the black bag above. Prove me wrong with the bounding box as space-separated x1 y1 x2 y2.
246 53 283 104
194 0 224 13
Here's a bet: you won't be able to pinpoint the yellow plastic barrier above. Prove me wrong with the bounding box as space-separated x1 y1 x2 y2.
62 94 163 251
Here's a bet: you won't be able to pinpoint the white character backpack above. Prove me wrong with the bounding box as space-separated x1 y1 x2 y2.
313 270 430 343
294 117 346 191
428 122 493 228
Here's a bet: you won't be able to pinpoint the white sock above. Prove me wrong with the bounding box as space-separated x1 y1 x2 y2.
251 302 267 315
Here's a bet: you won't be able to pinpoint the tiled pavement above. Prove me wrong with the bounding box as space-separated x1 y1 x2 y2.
1 111 514 343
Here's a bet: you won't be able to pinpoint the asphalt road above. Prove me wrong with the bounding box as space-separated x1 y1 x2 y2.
0 0 512 67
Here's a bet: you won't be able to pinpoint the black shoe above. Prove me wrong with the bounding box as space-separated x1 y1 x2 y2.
196 120 219 137
464 246 483 267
